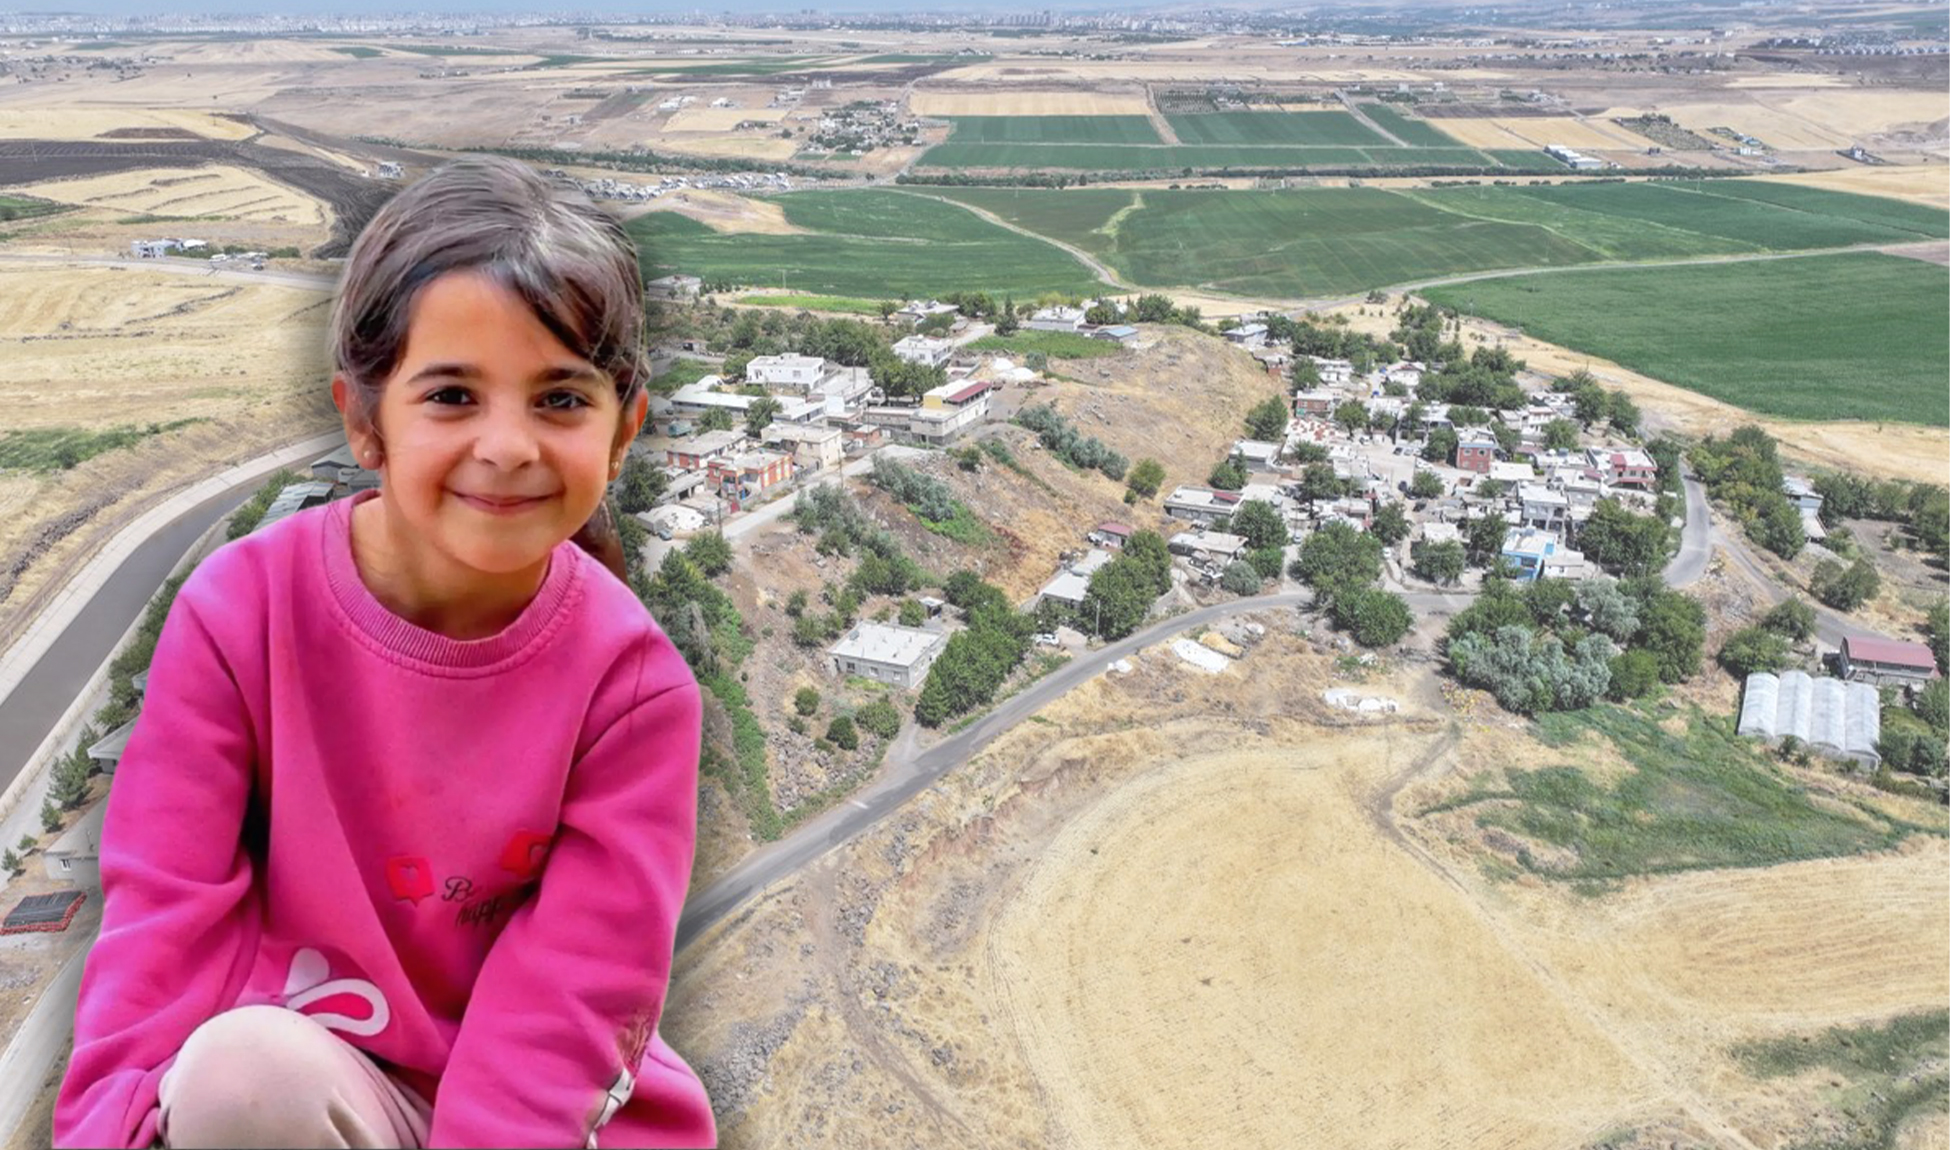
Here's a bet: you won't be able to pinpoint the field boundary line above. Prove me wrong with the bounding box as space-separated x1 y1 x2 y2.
1390 187 1752 261
887 188 1126 290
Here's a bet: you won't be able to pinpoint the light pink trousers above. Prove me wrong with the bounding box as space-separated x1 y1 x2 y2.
158 1006 431 1149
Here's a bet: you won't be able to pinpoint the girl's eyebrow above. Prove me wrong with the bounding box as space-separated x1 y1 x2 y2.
406 362 605 385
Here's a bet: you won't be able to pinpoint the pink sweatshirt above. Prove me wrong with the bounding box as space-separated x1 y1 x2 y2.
56 488 715 1148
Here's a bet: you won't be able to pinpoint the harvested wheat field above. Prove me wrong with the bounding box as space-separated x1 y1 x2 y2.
988 734 1649 1150
0 263 338 634
663 107 786 132
908 90 1154 117
613 188 807 234
653 133 800 162
8 164 329 228
1436 115 1650 150
0 106 256 141
1759 164 1950 209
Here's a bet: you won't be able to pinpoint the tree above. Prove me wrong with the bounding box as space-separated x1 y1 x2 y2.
1407 470 1444 500
826 715 859 750
1762 597 1815 643
1290 356 1321 389
1330 586 1413 647
994 297 1020 335
40 798 61 834
697 407 735 433
1811 556 1879 612
1607 649 1661 701
1229 500 1288 551
899 599 925 627
685 530 732 578
745 395 782 434
1299 462 1343 509
1 849 19 877
1370 502 1410 546
794 686 821 716
1915 677 1949 735
1448 626 1614 714
49 748 91 810
1928 599 1950 674
1607 391 1641 436
1221 561 1263 595
1333 401 1370 436
1576 577 1640 642
615 454 668 515
1719 626 1792 677
1410 539 1466 585
1542 418 1581 452
1422 426 1459 465
1127 458 1165 500
1085 300 1118 325
1465 513 1510 568
1247 545 1284 581
1636 587 1706 683
856 698 902 739
1751 498 1806 560
1208 455 1248 491
1580 499 1669 578
1291 522 1383 595
1572 385 1609 427
1245 396 1289 442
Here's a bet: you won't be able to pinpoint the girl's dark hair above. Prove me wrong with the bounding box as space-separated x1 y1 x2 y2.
328 153 647 428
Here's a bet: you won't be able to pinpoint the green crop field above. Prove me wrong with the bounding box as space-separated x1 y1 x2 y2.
1513 181 1945 249
628 190 1103 298
1425 252 1950 426
1401 185 1762 261
1166 110 1389 147
1356 104 1461 147
906 187 1139 260
943 115 1161 144
915 142 1384 170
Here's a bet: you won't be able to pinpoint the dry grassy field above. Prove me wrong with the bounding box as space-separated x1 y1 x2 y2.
0 107 254 141
668 636 1949 1150
9 164 328 228
0 262 338 635
1434 115 1654 150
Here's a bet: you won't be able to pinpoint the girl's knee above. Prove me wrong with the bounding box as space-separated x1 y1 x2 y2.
161 1006 348 1147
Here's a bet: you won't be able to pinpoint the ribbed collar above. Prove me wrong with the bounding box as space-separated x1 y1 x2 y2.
322 489 584 673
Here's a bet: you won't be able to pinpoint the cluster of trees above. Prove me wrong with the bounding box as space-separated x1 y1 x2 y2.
1814 473 1950 567
1879 678 1948 778
1809 555 1881 612
1075 530 1175 640
1245 396 1289 442
1550 368 1641 437
915 571 1034 727
1014 403 1128 481
1276 315 1400 378
786 485 927 647
614 454 670 515
1288 522 1413 647
1579 498 1673 578
867 456 964 525
1207 500 1289 586
1717 597 1815 677
1416 343 1528 412
686 310 949 402
790 685 902 750
1444 575 1705 712
1690 426 1806 560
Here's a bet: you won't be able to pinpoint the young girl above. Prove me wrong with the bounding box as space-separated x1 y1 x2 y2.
56 155 716 1149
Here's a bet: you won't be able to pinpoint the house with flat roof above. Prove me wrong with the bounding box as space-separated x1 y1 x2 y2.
745 353 829 391
1167 530 1248 562
1025 304 1085 332
1586 446 1658 491
255 481 335 534
1310 357 1354 387
1223 322 1268 347
1501 526 1590 582
43 801 106 886
1292 389 1338 418
1036 548 1114 607
829 622 947 689
668 378 756 422
1092 325 1139 346
892 335 954 367
1163 485 1244 527
645 273 702 300
1839 636 1939 687
760 422 844 472
1088 522 1133 550
666 429 745 471
707 449 793 501
1231 439 1282 471
1455 439 1497 475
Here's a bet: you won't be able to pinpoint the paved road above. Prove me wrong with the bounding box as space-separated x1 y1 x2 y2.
675 589 1314 949
1665 472 1713 588
0 451 331 808
0 948 85 1142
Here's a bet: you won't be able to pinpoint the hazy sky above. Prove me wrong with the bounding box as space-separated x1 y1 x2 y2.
28 1 1072 14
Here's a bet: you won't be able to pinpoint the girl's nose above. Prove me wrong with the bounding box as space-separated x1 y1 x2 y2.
473 405 542 470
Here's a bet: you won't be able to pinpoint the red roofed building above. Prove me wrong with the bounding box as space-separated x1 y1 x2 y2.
1088 522 1134 549
1839 635 1939 687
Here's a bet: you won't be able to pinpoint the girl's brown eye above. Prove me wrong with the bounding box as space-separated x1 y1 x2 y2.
542 391 591 411
428 386 471 405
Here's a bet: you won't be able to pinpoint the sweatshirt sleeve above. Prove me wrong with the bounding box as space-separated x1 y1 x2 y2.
428 646 704 1149
54 574 263 1150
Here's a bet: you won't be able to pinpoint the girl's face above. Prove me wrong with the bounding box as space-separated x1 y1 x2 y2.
336 268 646 582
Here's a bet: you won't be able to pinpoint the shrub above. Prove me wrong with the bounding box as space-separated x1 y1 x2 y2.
1407 470 1444 500
1221 561 1263 595
826 715 859 751
40 798 61 834
1762 597 1815 643
1127 458 1165 499
856 698 901 739
1329 586 1413 648
793 687 820 716
1810 557 1880 612
1719 626 1792 677
686 531 732 577
1448 626 1614 714
1607 649 1661 701
1410 539 1465 586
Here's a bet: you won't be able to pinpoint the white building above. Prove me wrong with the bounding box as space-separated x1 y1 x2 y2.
761 422 845 472
1163 485 1245 526
745 353 829 391
829 622 947 689
1310 357 1354 387
1025 304 1086 332
1737 671 1881 766
892 335 954 368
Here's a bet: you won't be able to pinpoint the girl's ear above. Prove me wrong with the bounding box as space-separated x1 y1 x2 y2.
617 388 649 447
332 374 384 470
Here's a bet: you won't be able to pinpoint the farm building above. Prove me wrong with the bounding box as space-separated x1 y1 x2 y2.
646 274 703 300
1092 325 1139 346
1737 670 1881 765
829 622 946 690
43 802 107 886
1838 636 1939 687
1223 323 1268 347
896 299 957 323
1025 304 1085 332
